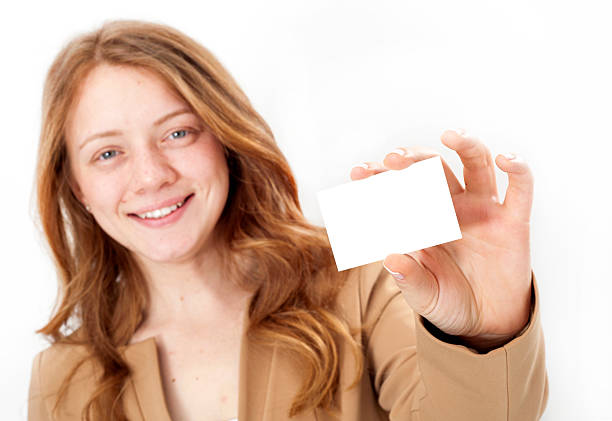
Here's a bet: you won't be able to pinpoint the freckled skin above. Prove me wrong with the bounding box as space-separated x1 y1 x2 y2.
67 65 242 421
65 63 230 268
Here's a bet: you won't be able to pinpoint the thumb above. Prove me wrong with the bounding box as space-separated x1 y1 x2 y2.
383 252 439 318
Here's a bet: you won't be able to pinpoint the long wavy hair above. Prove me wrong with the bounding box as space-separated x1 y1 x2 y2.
35 19 365 421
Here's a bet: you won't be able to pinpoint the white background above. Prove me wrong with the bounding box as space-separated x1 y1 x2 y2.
1 1 610 420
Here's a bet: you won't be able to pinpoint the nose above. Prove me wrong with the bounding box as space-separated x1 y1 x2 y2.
128 144 178 195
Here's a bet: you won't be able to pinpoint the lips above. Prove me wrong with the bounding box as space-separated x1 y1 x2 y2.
127 193 194 228
128 193 194 217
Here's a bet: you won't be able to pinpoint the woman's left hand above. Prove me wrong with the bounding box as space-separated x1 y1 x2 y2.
350 129 533 350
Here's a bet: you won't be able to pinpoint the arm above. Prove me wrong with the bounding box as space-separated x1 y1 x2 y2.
363 264 548 420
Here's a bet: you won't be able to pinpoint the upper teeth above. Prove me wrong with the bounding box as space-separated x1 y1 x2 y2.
136 198 186 219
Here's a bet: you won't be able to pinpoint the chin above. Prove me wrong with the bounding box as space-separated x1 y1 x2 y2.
148 232 218 264
129 238 197 265
152 248 200 264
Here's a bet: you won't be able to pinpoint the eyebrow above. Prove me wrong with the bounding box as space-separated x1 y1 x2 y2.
78 108 193 150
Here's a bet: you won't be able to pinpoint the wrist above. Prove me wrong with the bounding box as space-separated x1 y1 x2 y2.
456 333 516 353
460 284 535 353
457 313 532 353
420 318 515 353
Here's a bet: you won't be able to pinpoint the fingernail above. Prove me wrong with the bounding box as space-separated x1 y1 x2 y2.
502 152 516 160
454 128 466 136
352 163 370 170
383 262 405 280
390 148 411 158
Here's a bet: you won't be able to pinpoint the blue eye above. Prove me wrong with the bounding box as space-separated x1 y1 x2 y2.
98 150 118 161
169 130 189 140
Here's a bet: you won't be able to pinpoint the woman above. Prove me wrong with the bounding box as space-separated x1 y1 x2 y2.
28 19 548 421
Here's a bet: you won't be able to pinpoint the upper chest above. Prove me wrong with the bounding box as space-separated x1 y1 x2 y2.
131 319 244 421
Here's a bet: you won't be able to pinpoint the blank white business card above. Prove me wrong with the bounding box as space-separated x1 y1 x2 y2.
316 156 462 271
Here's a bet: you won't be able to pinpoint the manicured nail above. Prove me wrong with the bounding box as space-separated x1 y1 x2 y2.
383 262 405 280
502 152 516 160
390 148 411 158
352 163 370 170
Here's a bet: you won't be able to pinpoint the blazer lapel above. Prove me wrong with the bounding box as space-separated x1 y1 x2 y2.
238 312 276 420
250 339 318 421
240 300 319 421
121 337 173 421
119 294 280 421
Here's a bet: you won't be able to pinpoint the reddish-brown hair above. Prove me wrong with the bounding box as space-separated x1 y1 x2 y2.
35 19 364 420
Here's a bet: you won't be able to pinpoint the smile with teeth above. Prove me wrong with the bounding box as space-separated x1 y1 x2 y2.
135 198 187 219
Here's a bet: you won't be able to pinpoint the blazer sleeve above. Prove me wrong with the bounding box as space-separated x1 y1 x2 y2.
28 350 52 421
361 264 549 421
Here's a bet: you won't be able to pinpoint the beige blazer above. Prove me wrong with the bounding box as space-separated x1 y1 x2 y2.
28 261 548 420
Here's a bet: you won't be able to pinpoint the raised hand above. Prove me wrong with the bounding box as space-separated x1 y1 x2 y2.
351 129 534 350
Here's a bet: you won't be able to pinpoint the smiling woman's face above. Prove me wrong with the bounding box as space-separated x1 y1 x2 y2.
65 64 230 265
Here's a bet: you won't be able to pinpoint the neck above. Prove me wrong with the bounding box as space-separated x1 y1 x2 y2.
132 241 251 330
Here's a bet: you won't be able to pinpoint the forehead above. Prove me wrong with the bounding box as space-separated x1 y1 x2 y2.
66 64 188 140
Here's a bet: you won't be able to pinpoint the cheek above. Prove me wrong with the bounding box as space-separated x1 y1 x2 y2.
80 171 127 211
178 141 228 183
